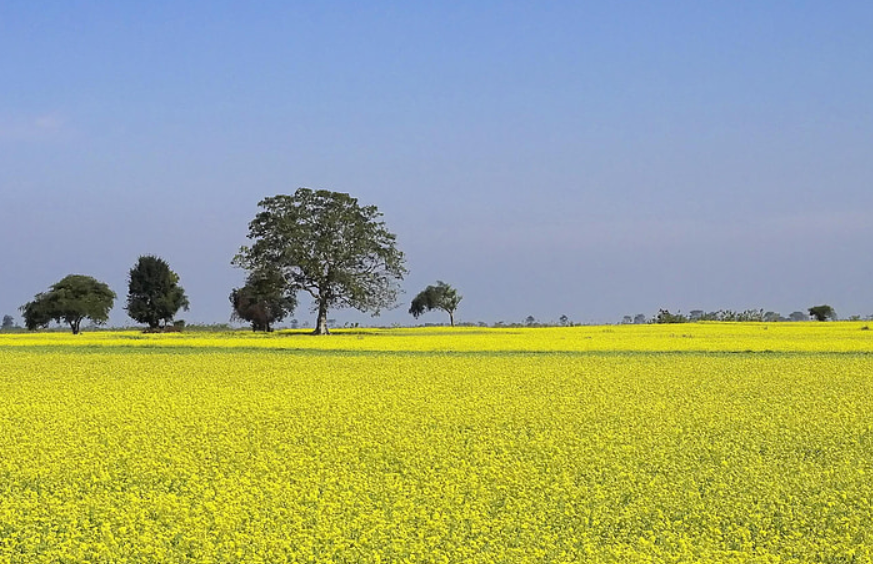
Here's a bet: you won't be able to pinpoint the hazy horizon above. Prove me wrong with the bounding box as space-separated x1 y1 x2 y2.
3 2 872 328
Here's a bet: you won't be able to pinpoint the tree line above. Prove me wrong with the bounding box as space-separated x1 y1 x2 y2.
17 256 190 335
640 305 848 324
12 188 463 334
6 187 864 335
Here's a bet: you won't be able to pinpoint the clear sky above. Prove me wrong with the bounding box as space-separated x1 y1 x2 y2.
2 1 872 327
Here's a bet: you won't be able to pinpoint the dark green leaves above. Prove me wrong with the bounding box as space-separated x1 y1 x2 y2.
230 267 296 332
20 275 116 334
234 188 407 334
126 255 190 329
409 281 462 326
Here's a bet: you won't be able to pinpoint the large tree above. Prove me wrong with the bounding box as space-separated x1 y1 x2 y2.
230 268 297 332
126 255 189 329
409 281 462 326
20 275 116 334
233 188 407 334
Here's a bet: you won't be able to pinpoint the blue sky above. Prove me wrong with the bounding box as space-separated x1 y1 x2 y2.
2 1 872 326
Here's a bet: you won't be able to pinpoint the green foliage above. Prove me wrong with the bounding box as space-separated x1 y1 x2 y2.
234 188 407 335
20 275 116 334
230 268 297 332
665 309 771 323
1 315 14 330
655 309 688 324
180 323 235 333
125 255 190 329
409 281 463 326
808 304 836 322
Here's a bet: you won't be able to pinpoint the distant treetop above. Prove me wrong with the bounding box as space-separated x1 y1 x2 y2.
409 281 462 327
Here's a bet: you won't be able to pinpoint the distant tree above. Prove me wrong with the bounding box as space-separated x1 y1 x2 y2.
763 311 781 323
234 189 406 335
808 305 836 322
409 281 463 326
126 255 189 329
689 310 704 321
633 313 647 324
230 268 297 332
788 311 807 322
719 309 739 322
1 315 14 329
20 275 115 334
559 314 570 326
525 315 536 327
621 315 633 325
655 309 688 324
737 309 765 322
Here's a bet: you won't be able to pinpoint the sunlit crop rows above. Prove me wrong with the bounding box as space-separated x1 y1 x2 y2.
1 327 872 563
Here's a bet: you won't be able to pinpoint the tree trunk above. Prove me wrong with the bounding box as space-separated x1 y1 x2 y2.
449 311 455 327
313 300 330 335
71 318 81 335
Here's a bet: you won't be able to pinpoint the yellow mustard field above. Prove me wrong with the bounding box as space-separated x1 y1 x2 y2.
1 322 872 353
1 324 872 563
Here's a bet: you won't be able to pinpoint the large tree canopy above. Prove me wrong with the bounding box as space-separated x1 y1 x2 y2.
230 267 296 332
233 188 407 334
126 255 189 329
409 281 463 326
20 275 116 334
808 304 836 322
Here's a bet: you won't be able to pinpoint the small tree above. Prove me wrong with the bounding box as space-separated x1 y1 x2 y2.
409 281 463 326
559 314 570 326
808 305 836 322
234 188 407 334
20 275 116 334
1 315 14 330
230 268 296 332
655 309 688 324
126 255 190 329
